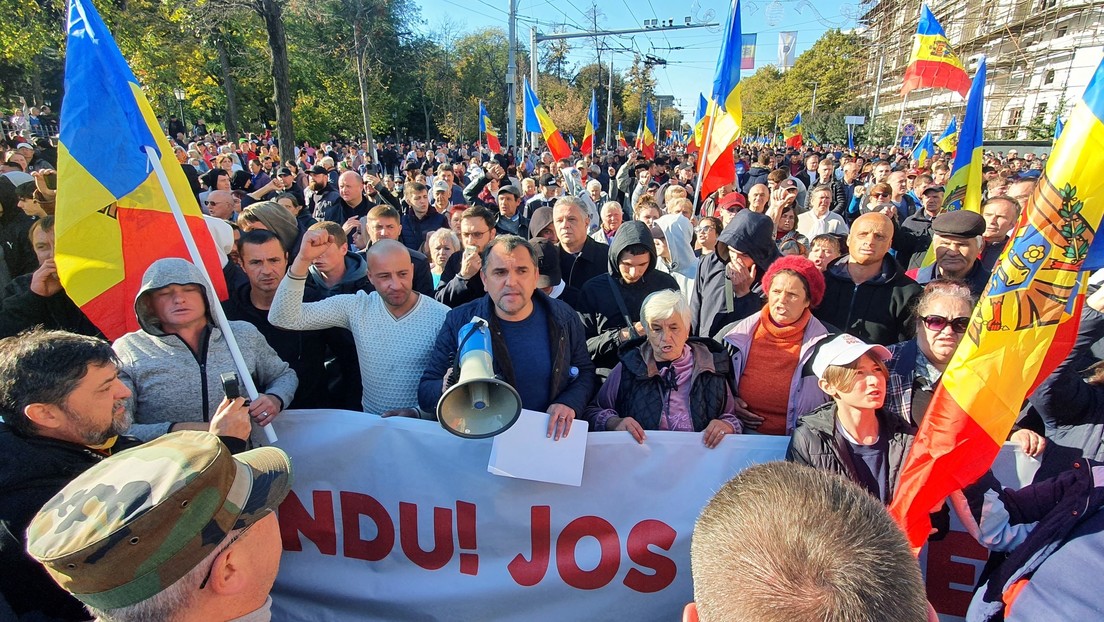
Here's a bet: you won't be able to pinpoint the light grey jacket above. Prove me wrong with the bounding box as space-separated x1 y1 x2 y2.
113 258 297 441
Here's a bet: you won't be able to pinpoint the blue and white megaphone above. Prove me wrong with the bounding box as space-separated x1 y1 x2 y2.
436 317 522 438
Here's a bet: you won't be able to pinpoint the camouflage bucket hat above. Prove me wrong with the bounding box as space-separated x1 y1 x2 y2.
27 430 292 610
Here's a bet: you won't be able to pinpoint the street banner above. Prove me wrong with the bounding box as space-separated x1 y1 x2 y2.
269 410 1036 621
778 31 797 69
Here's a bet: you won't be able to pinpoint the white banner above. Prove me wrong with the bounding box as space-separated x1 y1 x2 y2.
778 31 797 69
268 410 1038 621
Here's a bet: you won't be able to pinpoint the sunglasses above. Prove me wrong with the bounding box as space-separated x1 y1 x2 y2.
921 315 970 334
696 226 714 233
871 192 888 198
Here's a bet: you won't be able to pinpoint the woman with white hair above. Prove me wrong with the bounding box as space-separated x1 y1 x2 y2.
427 228 460 289
582 290 741 447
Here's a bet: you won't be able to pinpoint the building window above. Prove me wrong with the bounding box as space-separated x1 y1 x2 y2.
1039 0 1057 9
1057 26 1068 38
1008 108 1023 126
1045 70 1055 84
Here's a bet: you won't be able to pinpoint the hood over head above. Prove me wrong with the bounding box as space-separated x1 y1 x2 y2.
716 209 780 276
242 201 299 253
133 258 219 336
608 220 657 275
528 206 555 240
655 214 696 277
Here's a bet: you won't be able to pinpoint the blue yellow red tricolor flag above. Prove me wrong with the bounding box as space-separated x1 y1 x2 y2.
901 4 971 97
935 115 958 154
784 113 803 148
890 56 1104 548
698 0 744 199
910 59 987 277
688 93 709 155
479 101 501 153
634 120 643 150
617 122 628 149
911 131 934 166
56 0 226 339
740 33 756 70
581 91 598 156
642 102 657 159
523 78 572 161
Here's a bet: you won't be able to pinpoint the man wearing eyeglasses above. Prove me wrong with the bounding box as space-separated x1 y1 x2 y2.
27 431 290 622
914 210 989 296
0 330 253 620
205 189 237 222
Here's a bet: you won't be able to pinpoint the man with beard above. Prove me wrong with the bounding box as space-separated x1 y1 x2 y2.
270 236 448 417
305 164 341 221
0 329 252 620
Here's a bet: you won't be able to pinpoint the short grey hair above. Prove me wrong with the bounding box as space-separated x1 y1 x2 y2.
639 290 690 330
601 201 622 217
586 179 602 191
481 235 537 273
427 227 460 251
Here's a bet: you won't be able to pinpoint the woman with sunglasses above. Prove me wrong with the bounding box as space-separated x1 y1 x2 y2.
695 217 721 256
846 182 892 223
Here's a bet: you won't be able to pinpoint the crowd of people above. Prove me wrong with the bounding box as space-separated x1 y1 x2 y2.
1 119 1100 621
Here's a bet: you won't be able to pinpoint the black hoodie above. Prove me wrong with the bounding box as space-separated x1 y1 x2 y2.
578 221 680 371
691 209 780 340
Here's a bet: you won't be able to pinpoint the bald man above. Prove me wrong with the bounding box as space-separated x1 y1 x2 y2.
814 212 922 345
320 171 371 240
269 235 449 416
205 189 237 221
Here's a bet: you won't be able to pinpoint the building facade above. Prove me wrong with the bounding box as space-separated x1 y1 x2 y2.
856 0 1104 142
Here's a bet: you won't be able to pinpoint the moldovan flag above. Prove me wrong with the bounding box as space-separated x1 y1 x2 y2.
698 0 744 199
581 91 598 155
642 102 657 159
901 4 971 97
56 0 226 340
688 94 709 154
479 101 501 153
784 113 803 148
634 120 643 150
523 78 571 161
740 33 756 70
889 57 1104 549
935 115 958 154
617 122 628 149
910 58 987 278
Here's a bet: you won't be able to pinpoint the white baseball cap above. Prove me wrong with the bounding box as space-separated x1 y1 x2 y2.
811 333 892 379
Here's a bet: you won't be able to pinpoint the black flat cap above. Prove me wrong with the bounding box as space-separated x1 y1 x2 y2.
932 210 985 238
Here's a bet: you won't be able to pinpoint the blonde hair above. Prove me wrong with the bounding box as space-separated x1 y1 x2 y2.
820 354 888 393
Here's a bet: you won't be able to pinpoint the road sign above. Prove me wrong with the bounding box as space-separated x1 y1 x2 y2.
844 116 866 125
900 135 916 149
902 123 917 137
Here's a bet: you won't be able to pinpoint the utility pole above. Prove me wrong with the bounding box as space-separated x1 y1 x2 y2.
506 0 517 147
605 60 614 147
807 81 820 116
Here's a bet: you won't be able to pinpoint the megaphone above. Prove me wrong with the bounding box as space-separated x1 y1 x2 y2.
437 317 522 438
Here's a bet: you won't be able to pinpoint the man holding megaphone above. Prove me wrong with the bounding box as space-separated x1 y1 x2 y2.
419 236 597 440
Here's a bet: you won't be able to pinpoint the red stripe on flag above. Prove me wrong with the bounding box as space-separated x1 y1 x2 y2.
888 390 1004 547
902 60 971 98
546 132 572 161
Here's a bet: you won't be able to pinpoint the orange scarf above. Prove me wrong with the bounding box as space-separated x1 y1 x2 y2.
738 307 811 435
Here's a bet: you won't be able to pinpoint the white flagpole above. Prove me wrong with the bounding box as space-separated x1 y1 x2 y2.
143 146 278 444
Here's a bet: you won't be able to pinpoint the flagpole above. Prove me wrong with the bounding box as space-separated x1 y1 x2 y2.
142 146 278 444
893 91 911 146
692 104 719 216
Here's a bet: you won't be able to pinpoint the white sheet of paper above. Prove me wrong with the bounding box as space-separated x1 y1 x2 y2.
488 409 587 486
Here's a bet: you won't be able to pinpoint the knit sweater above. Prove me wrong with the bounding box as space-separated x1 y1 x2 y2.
269 274 448 414
738 307 810 435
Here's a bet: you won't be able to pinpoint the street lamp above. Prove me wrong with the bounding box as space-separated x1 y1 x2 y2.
172 88 186 128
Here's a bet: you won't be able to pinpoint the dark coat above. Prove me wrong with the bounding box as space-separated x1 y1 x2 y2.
785 402 915 502
560 236 609 291
305 184 341 221
0 274 103 339
417 291 597 416
814 254 922 346
435 250 486 308
578 221 679 370
690 209 778 339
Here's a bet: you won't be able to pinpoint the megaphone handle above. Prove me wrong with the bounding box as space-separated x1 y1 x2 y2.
445 350 462 389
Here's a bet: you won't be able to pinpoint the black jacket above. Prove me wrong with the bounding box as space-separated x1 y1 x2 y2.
306 184 341 221
560 237 609 291
0 426 144 620
744 165 770 190
578 221 680 370
814 255 922 346
804 180 847 215
690 209 778 339
435 250 486 308
785 402 915 502
417 291 597 416
0 274 103 339
0 207 34 280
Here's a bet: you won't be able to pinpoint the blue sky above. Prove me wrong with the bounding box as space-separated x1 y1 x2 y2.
416 0 861 117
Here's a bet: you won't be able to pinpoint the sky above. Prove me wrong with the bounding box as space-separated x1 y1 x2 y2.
416 0 862 118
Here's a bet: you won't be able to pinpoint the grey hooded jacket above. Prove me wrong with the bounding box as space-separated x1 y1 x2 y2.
113 258 298 441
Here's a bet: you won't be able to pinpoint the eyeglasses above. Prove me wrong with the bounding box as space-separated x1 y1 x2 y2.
198 522 254 590
696 226 714 233
921 315 970 334
871 192 889 198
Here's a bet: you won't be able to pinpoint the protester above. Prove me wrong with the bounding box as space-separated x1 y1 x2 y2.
979 195 1020 271
240 200 303 256
583 290 741 447
773 203 809 256
695 217 721 256
435 204 498 307
428 227 460 289
554 197 609 289
723 256 831 435
797 185 849 240
419 236 597 440
578 220 680 371
815 213 923 345
691 209 779 340
361 204 435 296
914 210 989 295
686 461 930 622
787 333 914 504
26 431 291 622
531 237 581 308
0 174 35 280
528 205 556 243
276 190 316 235
493 184 529 238
591 200 622 245
399 180 448 252
270 236 447 417
807 233 842 272
0 329 252 620
112 258 297 442
305 164 340 221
